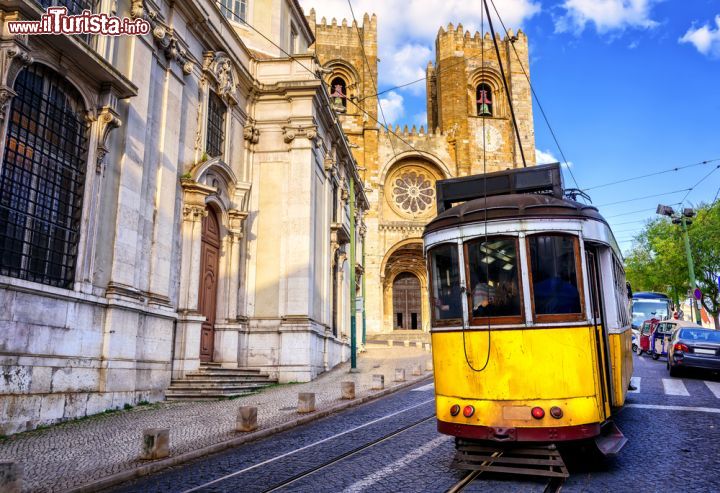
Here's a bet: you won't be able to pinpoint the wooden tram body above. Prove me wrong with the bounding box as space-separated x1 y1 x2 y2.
424 164 632 452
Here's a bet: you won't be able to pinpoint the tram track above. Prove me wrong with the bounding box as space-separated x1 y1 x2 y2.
445 450 566 493
262 414 436 492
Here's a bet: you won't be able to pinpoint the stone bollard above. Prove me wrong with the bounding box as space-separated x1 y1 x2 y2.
403 340 411 347
412 364 422 376
415 341 423 348
395 368 406 382
141 428 170 460
372 374 385 390
424 343 431 352
387 340 394 347
425 359 434 371
341 381 356 399
236 406 258 432
0 461 21 493
298 392 316 413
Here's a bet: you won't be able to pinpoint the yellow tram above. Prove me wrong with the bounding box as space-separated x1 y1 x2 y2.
424 164 633 454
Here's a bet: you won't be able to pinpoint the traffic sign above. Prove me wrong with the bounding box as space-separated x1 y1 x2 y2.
694 288 702 300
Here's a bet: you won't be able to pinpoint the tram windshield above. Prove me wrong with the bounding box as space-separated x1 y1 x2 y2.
429 244 462 323
528 235 582 317
465 237 522 320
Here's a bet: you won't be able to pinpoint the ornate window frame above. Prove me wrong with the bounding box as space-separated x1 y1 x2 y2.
468 67 506 119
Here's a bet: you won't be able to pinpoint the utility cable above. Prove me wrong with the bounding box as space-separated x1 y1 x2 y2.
597 189 691 208
347 0 399 165
582 158 720 192
679 164 720 205
488 0 577 187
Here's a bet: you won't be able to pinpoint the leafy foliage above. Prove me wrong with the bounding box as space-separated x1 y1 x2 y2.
624 202 720 328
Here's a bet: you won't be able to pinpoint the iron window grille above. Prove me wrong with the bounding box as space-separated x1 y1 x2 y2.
0 64 89 289
217 0 247 23
206 91 226 158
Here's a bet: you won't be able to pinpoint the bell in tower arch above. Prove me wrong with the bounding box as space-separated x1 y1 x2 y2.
476 84 493 117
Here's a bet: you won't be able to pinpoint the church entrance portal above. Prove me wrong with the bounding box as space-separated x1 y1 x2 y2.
393 272 422 330
199 209 220 362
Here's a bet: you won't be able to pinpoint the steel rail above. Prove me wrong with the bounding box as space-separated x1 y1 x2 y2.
180 397 436 493
263 414 436 492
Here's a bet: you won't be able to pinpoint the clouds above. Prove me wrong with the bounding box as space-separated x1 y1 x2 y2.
379 91 405 124
679 16 720 59
554 0 659 34
535 149 572 168
299 0 540 94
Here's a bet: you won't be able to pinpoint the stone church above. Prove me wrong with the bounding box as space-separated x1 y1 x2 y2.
306 9 536 337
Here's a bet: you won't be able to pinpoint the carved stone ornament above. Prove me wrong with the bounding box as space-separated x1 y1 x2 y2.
243 123 260 144
0 86 17 122
131 0 194 76
282 125 318 144
95 107 122 174
203 52 238 103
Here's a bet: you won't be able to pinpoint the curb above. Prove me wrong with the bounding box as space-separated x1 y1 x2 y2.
66 373 434 493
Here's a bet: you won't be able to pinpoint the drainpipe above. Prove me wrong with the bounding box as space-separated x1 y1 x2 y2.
362 231 367 347
349 178 357 370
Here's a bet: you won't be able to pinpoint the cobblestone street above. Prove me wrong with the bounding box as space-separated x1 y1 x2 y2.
110 352 720 493
0 346 431 493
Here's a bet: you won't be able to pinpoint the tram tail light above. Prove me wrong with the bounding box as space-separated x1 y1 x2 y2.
463 405 475 418
550 406 563 419
450 404 461 416
673 343 689 353
531 407 545 419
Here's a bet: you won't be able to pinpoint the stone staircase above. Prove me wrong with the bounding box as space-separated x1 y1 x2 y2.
366 330 431 346
165 362 277 401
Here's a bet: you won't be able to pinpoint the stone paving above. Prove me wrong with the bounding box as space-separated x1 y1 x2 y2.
0 345 431 493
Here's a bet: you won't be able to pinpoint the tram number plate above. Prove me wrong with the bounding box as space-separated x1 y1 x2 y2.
502 406 532 420
695 348 716 355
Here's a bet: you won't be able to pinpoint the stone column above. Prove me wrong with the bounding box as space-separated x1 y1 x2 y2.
173 181 212 378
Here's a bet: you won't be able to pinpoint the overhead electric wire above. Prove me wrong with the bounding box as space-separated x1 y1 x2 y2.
679 164 720 205
582 158 720 192
605 203 682 219
597 190 692 208
347 0 399 164
488 0 578 188
226 7 439 168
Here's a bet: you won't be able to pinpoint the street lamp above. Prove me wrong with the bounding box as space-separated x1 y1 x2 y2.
656 204 702 324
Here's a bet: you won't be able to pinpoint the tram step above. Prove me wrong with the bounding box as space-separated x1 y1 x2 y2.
453 441 569 479
594 421 628 456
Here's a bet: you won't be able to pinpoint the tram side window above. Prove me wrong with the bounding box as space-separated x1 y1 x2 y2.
528 235 582 318
429 244 462 323
465 237 522 321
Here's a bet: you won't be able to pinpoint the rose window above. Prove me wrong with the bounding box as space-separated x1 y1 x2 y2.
392 170 435 214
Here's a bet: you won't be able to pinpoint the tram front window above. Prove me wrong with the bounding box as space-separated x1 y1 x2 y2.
528 235 582 317
429 244 462 323
465 237 522 321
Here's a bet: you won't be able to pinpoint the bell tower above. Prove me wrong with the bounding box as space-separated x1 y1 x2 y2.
427 24 536 175
306 9 379 179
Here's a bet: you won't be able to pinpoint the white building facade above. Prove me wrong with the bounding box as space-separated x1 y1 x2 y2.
0 0 366 435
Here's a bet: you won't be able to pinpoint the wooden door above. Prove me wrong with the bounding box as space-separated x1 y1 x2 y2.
199 210 220 362
393 273 422 330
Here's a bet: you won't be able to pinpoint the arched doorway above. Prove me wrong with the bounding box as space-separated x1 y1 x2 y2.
199 209 221 362
393 272 422 330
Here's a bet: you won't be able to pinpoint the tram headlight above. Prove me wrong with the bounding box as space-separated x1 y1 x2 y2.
531 407 545 419
550 406 563 419
450 404 461 416
462 405 475 418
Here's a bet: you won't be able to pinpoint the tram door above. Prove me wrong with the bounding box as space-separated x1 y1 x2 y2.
586 246 612 418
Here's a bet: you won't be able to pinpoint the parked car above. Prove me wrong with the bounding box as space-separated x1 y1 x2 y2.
667 325 720 377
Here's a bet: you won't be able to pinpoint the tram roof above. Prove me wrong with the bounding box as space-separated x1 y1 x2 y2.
424 193 607 235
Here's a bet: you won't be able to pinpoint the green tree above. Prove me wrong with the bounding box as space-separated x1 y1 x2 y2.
624 203 720 329
688 202 720 329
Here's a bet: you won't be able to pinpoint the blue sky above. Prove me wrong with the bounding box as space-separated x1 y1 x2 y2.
300 0 720 254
